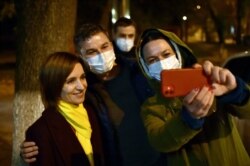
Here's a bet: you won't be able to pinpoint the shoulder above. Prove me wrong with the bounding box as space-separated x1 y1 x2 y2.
27 110 48 129
25 119 48 144
26 109 58 139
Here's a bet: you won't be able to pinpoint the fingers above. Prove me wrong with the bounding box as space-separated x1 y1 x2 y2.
23 157 37 163
183 88 200 104
193 86 212 109
20 141 38 163
209 66 228 84
21 147 38 163
220 69 237 91
195 89 214 118
21 141 36 148
201 60 229 81
184 86 214 119
202 61 237 94
202 60 213 76
21 145 39 155
192 63 202 69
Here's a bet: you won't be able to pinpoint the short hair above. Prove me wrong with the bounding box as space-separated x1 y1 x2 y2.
39 52 84 109
113 17 136 33
74 23 110 54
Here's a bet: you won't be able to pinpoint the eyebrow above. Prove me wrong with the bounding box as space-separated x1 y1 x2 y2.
85 48 97 53
66 72 86 80
162 48 172 54
86 41 110 51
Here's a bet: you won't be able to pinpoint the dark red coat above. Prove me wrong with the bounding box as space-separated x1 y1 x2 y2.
25 104 105 166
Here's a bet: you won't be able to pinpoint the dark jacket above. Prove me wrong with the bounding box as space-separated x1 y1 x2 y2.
112 41 137 62
25 103 105 166
84 55 159 166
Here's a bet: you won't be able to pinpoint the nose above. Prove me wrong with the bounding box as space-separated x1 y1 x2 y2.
76 79 84 90
124 36 129 39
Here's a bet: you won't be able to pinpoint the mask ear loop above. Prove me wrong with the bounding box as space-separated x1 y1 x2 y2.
169 40 182 68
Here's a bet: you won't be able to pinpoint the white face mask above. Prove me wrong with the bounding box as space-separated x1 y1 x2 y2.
85 50 116 74
115 38 134 52
148 55 181 81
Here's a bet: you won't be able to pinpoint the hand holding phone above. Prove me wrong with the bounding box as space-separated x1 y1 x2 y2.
161 68 212 98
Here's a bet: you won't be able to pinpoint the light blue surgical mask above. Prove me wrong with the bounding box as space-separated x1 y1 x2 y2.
115 38 134 52
84 50 116 74
148 55 181 81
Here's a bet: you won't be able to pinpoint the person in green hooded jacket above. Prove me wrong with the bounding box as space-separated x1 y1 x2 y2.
136 28 250 166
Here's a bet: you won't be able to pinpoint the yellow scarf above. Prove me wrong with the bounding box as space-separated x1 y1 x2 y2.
58 100 94 166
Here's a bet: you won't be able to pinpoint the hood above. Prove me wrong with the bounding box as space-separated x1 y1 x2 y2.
136 28 197 80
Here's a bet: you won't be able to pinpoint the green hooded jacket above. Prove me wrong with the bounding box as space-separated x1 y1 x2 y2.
136 28 250 166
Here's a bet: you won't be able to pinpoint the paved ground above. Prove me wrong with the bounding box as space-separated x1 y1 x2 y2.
0 43 249 165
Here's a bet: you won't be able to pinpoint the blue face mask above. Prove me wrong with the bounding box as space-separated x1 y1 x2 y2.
85 50 116 74
115 38 134 52
148 55 181 81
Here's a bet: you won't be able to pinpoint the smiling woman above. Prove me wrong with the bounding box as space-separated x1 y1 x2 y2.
60 63 87 105
24 52 105 166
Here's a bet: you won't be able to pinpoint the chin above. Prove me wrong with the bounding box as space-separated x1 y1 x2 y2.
72 99 85 105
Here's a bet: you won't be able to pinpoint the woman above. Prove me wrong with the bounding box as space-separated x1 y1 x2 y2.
25 52 105 166
136 28 250 165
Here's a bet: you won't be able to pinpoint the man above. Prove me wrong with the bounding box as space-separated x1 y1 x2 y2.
112 17 137 62
21 23 164 166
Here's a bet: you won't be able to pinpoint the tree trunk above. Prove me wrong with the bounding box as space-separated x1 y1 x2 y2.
236 0 243 44
12 0 77 165
206 0 225 44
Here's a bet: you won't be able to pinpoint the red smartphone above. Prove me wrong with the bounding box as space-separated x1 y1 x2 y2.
161 68 212 98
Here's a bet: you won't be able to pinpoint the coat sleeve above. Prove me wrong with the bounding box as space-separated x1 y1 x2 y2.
218 78 250 119
226 97 250 119
25 120 56 166
140 96 202 153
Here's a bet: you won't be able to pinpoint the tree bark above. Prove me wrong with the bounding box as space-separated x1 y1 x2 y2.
236 0 243 44
206 0 225 44
12 0 77 165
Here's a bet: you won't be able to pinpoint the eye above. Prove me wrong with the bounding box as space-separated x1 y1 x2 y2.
86 50 98 56
162 52 171 59
128 34 134 39
66 78 75 84
120 34 126 38
147 57 159 65
101 42 111 51
80 73 86 80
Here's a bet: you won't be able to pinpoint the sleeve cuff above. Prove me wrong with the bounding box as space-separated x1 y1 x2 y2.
181 107 204 130
217 77 250 105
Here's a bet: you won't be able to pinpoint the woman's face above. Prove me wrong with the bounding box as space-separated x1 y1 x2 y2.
60 63 87 105
142 39 175 65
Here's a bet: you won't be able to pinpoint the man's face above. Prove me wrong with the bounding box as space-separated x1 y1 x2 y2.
114 25 136 41
79 32 116 74
80 32 113 58
114 25 136 52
